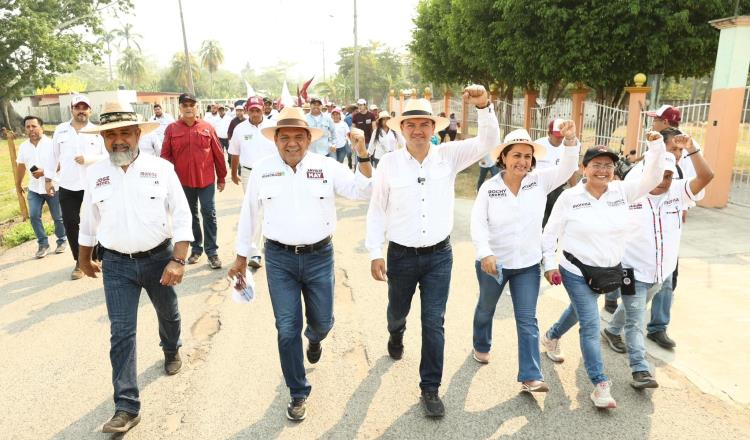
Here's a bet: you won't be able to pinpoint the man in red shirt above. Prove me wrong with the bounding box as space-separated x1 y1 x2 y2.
162 93 227 269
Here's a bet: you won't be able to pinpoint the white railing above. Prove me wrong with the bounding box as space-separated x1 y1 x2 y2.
582 102 629 151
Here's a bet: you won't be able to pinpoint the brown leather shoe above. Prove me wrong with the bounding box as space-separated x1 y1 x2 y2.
70 261 83 280
164 350 182 375
102 410 140 433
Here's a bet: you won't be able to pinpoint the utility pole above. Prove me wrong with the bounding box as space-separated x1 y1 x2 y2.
353 0 360 99
178 0 196 96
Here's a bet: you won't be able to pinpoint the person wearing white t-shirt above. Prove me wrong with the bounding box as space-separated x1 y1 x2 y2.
535 118 579 226
331 108 351 164
540 133 666 409
601 137 713 390
367 111 404 168
15 116 67 258
470 123 580 394
148 104 175 144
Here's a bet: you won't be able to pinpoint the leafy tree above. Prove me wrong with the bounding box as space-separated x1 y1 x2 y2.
0 0 133 131
113 22 143 52
118 48 146 88
98 33 117 82
199 40 224 97
36 77 88 95
160 52 201 93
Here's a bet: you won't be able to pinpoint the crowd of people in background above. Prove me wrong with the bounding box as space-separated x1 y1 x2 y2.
13 88 714 432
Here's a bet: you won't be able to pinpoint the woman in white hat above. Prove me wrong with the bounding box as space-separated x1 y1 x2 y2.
540 132 666 409
470 122 580 394
367 111 404 167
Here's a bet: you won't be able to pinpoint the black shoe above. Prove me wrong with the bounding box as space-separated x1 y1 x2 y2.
421 390 445 418
164 350 182 375
601 328 626 353
208 255 222 269
306 342 322 364
286 397 306 421
187 252 202 265
604 298 618 314
631 371 659 389
387 334 404 360
102 410 141 433
647 330 676 349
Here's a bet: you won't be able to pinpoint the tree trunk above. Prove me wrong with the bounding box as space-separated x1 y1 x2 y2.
0 97 24 133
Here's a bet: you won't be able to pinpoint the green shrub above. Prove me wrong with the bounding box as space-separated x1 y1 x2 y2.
2 222 54 247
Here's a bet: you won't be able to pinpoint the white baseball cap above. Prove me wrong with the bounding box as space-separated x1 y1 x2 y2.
356 98 367 105
71 94 91 108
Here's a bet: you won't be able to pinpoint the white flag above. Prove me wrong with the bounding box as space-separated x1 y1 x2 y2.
245 80 256 98
280 80 295 107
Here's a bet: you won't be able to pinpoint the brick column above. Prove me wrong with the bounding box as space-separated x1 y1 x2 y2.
570 87 589 138
523 89 538 130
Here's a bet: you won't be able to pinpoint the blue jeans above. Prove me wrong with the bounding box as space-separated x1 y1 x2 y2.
264 241 335 399
182 184 218 256
648 274 674 334
546 266 608 385
335 146 349 163
101 244 182 414
606 280 661 373
476 166 499 192
27 190 66 247
472 261 543 382
386 243 453 391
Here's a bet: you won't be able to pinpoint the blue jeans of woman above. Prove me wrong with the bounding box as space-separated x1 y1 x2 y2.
386 243 452 392
27 190 66 247
472 261 543 382
546 266 608 385
264 241 335 399
101 244 182 415
476 166 499 192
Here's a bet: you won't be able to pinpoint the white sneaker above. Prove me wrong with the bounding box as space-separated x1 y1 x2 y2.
590 381 617 409
542 332 564 363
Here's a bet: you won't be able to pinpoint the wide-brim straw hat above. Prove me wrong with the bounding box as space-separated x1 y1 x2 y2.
387 99 449 133
491 128 547 162
260 106 324 141
80 101 159 135
376 110 391 121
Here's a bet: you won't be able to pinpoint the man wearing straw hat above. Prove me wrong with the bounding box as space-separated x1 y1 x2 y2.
77 102 193 434
365 85 500 417
227 106 372 421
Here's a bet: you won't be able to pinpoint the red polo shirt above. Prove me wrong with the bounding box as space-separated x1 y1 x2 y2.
161 118 227 188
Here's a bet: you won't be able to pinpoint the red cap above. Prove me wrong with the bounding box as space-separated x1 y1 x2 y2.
548 118 564 137
244 96 263 111
646 105 681 123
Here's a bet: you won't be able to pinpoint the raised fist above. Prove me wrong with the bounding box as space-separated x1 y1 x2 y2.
350 127 367 157
462 84 489 107
646 131 662 142
558 120 577 140
673 133 691 149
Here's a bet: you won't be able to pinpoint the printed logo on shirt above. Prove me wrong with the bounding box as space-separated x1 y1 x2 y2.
629 203 643 210
262 171 284 178
306 169 324 179
664 197 680 207
521 181 538 191
243 134 253 141
95 176 111 188
572 202 591 210
607 199 626 207
488 189 507 198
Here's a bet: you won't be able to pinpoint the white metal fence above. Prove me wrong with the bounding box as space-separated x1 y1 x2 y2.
581 102 629 151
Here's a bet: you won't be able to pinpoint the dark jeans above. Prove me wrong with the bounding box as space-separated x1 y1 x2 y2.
371 157 380 168
446 129 458 141
265 241 335 398
335 146 349 163
543 185 566 228
438 130 447 143
27 190 66 247
387 242 453 391
182 184 218 257
472 262 543 382
58 187 84 260
102 244 182 414
476 166 499 192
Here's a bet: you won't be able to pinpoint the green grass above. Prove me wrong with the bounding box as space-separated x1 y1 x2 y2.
0 139 22 223
2 221 54 247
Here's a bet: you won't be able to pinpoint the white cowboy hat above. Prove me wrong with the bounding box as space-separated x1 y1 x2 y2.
387 99 449 133
260 106 324 141
376 110 391 121
491 128 547 162
80 101 159 135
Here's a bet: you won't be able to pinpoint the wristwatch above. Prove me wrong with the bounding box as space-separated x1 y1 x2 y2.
357 156 371 163
169 256 186 266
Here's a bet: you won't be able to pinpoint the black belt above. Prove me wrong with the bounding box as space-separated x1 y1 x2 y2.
389 236 450 256
241 166 252 171
103 239 171 259
266 236 332 255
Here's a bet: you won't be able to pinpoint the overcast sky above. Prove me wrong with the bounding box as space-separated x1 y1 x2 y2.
105 0 421 80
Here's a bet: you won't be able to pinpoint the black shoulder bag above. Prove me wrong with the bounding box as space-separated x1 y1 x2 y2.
563 251 623 294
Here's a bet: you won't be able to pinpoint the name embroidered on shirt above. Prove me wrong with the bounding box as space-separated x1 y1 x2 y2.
629 203 643 210
664 197 679 206
488 189 507 198
522 181 538 190
572 202 591 209
262 171 284 178
607 199 626 207
95 176 111 188
306 169 324 179
139 171 157 179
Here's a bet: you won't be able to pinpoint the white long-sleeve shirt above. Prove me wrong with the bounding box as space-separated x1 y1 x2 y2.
471 143 580 268
46 120 107 191
79 153 193 253
228 119 278 169
542 138 666 275
367 129 403 159
235 152 372 257
365 104 501 260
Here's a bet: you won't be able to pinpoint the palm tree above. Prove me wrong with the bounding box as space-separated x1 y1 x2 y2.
114 23 143 52
98 33 117 82
199 40 224 97
118 48 146 88
169 52 201 91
